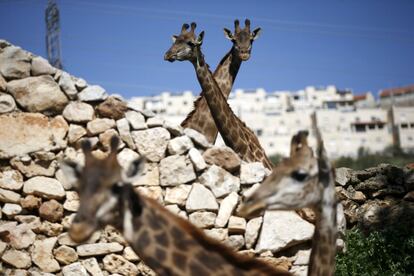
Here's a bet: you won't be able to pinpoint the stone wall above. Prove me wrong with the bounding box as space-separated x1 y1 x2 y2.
0 40 315 275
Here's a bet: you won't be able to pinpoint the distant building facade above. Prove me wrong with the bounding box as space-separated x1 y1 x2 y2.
129 85 414 158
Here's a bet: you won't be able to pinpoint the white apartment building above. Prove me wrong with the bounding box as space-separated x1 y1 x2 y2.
380 85 414 108
129 85 414 158
392 106 414 153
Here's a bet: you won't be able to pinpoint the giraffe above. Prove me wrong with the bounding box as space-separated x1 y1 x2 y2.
164 23 273 170
181 19 261 144
61 136 291 276
238 126 338 276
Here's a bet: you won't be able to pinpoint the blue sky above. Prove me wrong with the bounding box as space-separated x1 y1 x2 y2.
1 0 413 98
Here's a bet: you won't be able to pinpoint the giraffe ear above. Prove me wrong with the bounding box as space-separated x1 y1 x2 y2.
171 35 178 43
196 31 205 45
251 27 261 41
60 160 82 190
223 28 234 41
122 157 146 183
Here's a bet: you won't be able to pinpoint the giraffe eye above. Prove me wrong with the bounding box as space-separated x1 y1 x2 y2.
291 170 308 182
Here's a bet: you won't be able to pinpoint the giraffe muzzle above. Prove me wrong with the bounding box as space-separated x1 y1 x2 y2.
164 52 176 62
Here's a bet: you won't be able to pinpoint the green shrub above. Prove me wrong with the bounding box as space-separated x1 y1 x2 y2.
336 226 414 275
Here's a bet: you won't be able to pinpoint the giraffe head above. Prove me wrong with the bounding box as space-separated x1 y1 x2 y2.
223 19 261 61
238 130 320 218
60 136 144 242
164 22 204 63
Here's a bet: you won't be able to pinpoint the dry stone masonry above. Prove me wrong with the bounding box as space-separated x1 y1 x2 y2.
0 39 412 275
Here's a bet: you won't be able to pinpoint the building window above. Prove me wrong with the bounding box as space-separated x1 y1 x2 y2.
368 125 375 130
355 125 366 132
167 101 172 106
256 129 263 136
407 136 413 141
269 142 274 147
378 124 384 129
183 101 188 105
410 123 414 128
401 123 408 129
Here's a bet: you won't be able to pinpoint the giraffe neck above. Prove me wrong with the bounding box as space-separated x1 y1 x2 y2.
308 174 337 276
116 184 289 276
190 48 273 169
181 47 242 144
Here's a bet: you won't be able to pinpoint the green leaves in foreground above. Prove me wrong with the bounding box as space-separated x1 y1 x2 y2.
336 226 414 276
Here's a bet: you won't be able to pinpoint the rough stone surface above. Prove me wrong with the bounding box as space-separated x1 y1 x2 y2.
203 146 241 173
63 191 80 212
96 96 128 120
0 187 21 203
31 56 56 76
165 184 191 206
77 85 108 102
184 128 211 148
132 162 159 186
132 127 170 162
224 235 245 251
81 258 104 276
188 148 207 171
186 183 218 212
2 203 22 217
7 75 68 114
62 262 88 276
189 211 217 228
256 211 314 253
59 72 77 99
20 195 42 210
23 176 65 200
147 116 164 127
87 118 115 135
116 118 135 149
103 254 138 276
228 216 247 234
240 162 267 184
38 221 63 237
62 102 94 123
0 169 23 190
0 113 68 159
31 237 60 273
1 249 32 269
245 217 263 249
54 245 78 265
7 223 36 249
160 155 196 186
76 242 124 257
0 45 31 79
67 124 87 144
39 199 64 222
0 92 16 113
199 165 240 198
164 120 183 136
215 192 239 228
335 167 352 186
204 228 228 242
10 157 57 178
168 135 194 155
125 110 147 130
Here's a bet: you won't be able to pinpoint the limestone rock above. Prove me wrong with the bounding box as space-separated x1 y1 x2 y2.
20 195 42 210
96 96 127 120
186 183 218 212
245 217 263 249
39 199 64 222
99 225 127 245
136 186 163 203
7 75 68 114
8 223 36 249
23 176 65 200
15 215 41 230
63 191 79 212
3 203 22 217
215 192 239 228
0 74 5 91
165 184 191 206
103 254 138 276
189 211 216 228
0 113 68 158
335 167 352 186
160 155 196 186
31 56 56 76
199 165 240 198
68 124 87 144
168 135 194 155
164 120 183 136
290 265 308 276
224 235 245 250
1 249 32 269
59 72 77 99
240 162 267 184
0 92 16 113
132 127 170 162
117 147 140 170
228 216 246 234
203 146 241 173
0 45 31 79
54 245 78 265
31 237 60 273
62 102 94 123
0 169 23 190
256 211 314 253
62 214 76 230
147 116 164 127
125 110 147 130
0 187 21 203
38 221 63 237
294 249 311 265
204 228 228 242
76 242 124 257
137 262 157 276
62 262 88 276
10 157 57 178
87 118 115 135
77 85 108 102
116 118 135 149
123 246 140 262
75 78 87 91
184 128 211 148
188 148 207 171
81 258 104 276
